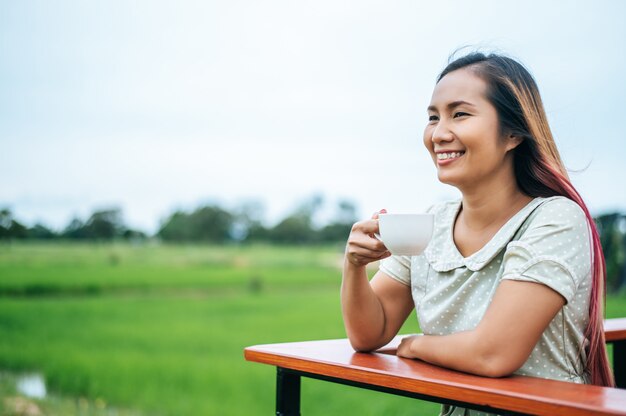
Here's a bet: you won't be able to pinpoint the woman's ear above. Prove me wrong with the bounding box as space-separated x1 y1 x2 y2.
506 134 524 151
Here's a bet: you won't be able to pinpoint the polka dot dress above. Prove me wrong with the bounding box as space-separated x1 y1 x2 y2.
380 197 592 416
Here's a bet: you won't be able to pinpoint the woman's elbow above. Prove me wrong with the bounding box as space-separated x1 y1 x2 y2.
347 334 388 353
348 338 379 353
476 354 524 378
350 343 374 353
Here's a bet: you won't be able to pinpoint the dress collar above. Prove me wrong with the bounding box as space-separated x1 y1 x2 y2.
423 197 554 272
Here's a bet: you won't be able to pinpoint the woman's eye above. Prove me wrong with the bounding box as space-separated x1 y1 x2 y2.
428 115 439 122
453 112 469 118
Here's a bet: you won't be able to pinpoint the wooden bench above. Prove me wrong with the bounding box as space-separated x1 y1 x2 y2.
244 317 626 415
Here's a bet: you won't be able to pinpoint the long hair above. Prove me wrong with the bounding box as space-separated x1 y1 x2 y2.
437 52 614 387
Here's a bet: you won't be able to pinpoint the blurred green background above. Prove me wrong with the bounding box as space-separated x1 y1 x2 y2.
1 241 625 416
0 242 430 415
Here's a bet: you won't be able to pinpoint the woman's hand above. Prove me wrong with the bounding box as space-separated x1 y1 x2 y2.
345 210 391 268
396 335 421 359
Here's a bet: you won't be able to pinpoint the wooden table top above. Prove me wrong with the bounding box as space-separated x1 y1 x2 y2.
245 337 626 416
605 318 626 342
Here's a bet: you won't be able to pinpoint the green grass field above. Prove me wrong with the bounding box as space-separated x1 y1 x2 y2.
0 242 624 415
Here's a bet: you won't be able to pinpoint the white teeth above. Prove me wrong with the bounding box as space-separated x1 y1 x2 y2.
437 152 464 160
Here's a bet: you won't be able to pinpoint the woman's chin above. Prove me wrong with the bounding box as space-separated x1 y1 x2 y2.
436 172 460 187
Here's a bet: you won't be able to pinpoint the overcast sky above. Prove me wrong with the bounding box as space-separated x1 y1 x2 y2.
2 1 625 233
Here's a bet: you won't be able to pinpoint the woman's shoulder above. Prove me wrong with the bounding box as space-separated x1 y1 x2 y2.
526 196 587 229
536 195 584 212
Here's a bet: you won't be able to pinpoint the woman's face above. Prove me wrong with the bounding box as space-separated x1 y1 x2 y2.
423 68 519 190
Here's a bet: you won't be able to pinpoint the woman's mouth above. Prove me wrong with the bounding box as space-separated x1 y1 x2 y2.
436 151 465 164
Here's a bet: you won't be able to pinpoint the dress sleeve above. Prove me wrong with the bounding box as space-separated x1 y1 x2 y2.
379 255 411 286
500 198 592 304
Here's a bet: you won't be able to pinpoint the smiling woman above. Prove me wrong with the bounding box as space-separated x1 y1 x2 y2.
424 69 521 195
341 52 614 416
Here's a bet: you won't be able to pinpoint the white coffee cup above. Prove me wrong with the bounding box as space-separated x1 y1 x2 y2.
377 213 434 256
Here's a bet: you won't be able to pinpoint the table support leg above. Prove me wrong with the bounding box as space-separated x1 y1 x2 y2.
614 340 626 389
276 367 301 416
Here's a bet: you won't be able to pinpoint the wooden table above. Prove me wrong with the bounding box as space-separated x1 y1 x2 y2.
245 324 626 415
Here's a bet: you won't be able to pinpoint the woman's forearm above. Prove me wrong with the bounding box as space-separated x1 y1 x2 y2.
398 280 565 378
404 331 497 375
341 261 387 351
402 329 526 378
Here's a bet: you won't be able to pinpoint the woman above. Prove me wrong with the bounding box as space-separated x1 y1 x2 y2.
342 52 614 415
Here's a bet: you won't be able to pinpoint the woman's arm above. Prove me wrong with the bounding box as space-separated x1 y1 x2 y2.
396 279 565 377
342 268 415 351
342 214 415 352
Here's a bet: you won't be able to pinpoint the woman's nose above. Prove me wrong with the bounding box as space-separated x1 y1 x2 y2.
430 120 454 144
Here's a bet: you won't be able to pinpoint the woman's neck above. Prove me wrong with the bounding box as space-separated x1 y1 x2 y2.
454 181 532 258
459 181 533 232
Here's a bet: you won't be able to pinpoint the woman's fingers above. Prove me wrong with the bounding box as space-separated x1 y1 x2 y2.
345 209 390 267
352 218 383 239
371 208 387 220
346 231 390 266
346 248 391 267
348 227 387 252
348 245 390 260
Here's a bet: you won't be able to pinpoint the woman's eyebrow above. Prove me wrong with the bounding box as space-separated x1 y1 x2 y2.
427 100 476 112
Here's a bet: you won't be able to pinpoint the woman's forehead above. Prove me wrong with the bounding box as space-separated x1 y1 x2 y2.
429 68 488 108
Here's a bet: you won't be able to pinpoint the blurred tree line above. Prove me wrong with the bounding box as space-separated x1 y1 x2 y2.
2 204 625 292
156 196 357 244
0 208 146 241
0 195 358 245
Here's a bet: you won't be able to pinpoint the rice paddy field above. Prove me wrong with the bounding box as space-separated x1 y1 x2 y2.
0 242 624 415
